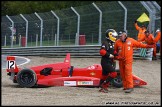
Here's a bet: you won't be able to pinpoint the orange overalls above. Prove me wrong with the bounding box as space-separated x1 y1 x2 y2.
142 34 156 58
154 31 161 43
114 37 148 89
134 23 146 42
154 31 161 55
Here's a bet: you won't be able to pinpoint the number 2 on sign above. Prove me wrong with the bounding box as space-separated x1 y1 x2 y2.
7 61 15 69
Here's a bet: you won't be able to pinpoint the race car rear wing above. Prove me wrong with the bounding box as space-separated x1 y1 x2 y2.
64 53 71 65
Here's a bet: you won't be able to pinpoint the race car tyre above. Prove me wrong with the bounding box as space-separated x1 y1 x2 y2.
111 69 123 88
16 68 37 88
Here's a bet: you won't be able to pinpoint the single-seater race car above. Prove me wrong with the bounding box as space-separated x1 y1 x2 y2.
6 53 147 88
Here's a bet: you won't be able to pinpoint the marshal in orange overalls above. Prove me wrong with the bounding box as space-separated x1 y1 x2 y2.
154 30 161 55
134 22 146 42
154 30 161 43
141 31 156 59
114 37 150 89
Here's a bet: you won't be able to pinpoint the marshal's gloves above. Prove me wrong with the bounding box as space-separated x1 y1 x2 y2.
113 51 118 56
114 51 125 61
114 56 125 61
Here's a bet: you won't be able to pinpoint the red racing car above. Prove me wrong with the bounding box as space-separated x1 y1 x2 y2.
6 53 147 88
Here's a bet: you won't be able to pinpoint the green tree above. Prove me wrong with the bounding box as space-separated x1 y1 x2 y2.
1 1 98 16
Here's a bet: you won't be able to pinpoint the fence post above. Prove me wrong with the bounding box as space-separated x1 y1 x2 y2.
152 1 161 10
6 15 14 48
55 34 57 46
36 34 38 46
20 14 28 47
118 1 127 33
35 12 43 46
19 35 21 46
140 1 153 33
75 33 77 45
146 2 156 35
51 10 60 46
4 35 6 47
92 2 102 45
71 7 80 45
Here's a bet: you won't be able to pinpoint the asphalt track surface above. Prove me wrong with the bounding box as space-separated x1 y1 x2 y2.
1 55 30 69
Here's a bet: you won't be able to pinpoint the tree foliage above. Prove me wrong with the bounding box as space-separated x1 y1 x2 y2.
1 1 161 16
1 1 98 16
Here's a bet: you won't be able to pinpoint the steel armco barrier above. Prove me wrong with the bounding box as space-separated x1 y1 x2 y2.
1 45 153 60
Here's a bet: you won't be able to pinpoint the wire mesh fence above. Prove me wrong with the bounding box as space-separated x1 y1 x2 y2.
1 1 161 48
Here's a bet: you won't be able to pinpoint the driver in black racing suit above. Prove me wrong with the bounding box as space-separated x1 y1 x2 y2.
99 29 121 93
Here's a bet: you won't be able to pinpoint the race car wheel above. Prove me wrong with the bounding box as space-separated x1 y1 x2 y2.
112 75 123 88
16 69 37 88
111 69 123 88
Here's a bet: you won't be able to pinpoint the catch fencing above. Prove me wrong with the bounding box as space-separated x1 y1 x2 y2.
1 1 160 60
1 1 160 48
